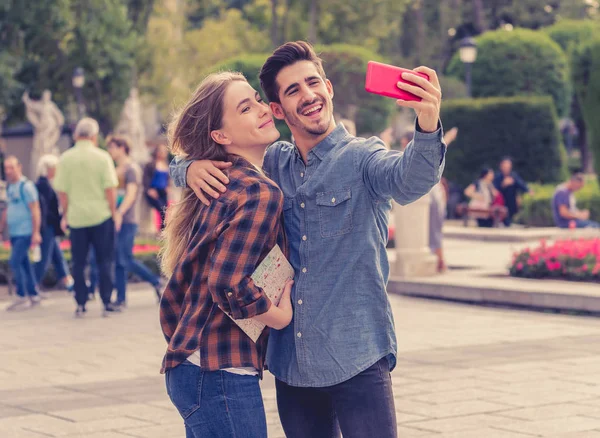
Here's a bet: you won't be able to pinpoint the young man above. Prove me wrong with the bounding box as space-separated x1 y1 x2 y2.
54 118 120 317
170 41 446 437
106 136 164 306
552 169 599 229
1 156 42 311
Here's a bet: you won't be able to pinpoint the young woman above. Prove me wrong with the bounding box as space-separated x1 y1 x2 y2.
143 143 170 230
464 167 507 228
34 154 74 293
159 72 294 438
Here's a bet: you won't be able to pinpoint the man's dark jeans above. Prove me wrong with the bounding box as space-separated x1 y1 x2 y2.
70 218 115 306
275 357 397 438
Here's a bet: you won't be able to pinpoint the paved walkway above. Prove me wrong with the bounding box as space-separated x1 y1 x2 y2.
1 287 600 437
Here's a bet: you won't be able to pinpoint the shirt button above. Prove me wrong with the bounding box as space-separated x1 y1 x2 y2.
227 292 233 297
297 332 302 338
331 197 336 203
302 267 307 273
300 202 305 208
300 172 304 177
302 235 307 241
298 299 303 305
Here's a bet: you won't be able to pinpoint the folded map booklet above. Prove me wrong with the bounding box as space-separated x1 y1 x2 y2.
224 245 294 342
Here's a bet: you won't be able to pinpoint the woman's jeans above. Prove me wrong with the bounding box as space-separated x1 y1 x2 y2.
165 361 267 438
115 223 159 303
34 225 69 284
145 188 167 229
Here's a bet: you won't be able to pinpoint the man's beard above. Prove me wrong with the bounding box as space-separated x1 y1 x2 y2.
283 105 331 137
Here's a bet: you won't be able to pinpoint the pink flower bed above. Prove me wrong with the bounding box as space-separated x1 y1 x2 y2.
510 238 600 281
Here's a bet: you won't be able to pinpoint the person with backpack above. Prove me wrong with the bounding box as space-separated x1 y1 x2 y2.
34 154 74 293
0 156 42 311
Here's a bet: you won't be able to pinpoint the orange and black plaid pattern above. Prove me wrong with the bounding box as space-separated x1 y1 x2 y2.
159 157 287 375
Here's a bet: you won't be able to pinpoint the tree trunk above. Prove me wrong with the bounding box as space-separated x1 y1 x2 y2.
279 0 291 45
270 0 279 48
473 0 487 33
308 0 318 43
578 120 595 174
414 1 425 66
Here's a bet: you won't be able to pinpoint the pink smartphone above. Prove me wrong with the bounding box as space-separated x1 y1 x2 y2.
365 61 429 101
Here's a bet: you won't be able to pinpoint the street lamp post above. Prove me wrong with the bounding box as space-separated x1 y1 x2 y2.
72 67 85 121
459 37 478 98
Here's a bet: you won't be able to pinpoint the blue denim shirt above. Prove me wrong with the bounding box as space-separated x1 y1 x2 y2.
170 122 446 387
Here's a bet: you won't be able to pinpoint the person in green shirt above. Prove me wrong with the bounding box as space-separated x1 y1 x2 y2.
54 118 121 317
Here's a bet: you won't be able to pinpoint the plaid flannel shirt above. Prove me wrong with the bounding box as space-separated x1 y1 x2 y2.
160 157 287 375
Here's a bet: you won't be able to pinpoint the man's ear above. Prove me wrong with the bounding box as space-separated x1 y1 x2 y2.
210 129 231 146
326 79 334 99
270 102 285 121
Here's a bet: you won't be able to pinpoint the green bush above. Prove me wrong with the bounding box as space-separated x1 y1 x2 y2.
441 95 567 189
514 179 600 227
572 37 600 184
447 29 571 117
544 20 599 54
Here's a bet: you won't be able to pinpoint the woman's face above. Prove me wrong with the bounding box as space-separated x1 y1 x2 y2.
215 81 280 149
156 145 169 161
484 170 494 182
47 166 56 180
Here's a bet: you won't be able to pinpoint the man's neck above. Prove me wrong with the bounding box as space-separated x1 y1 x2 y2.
293 121 337 163
116 155 130 166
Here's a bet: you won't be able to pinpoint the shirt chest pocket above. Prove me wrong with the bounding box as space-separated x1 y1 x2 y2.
316 189 353 238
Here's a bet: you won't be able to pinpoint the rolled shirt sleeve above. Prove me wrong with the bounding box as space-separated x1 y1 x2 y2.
360 119 446 205
170 156 192 189
207 182 282 320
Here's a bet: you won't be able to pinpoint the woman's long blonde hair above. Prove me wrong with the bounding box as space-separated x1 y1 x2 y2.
160 72 247 276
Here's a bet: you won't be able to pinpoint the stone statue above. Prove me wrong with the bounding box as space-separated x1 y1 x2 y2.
115 88 148 163
22 90 64 177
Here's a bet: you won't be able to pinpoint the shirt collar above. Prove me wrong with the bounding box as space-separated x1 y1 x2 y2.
75 139 95 148
298 123 350 161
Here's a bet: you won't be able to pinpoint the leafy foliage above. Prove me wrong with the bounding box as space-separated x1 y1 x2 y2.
446 29 571 117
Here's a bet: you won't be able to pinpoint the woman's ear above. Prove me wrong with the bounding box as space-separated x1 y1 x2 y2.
211 129 231 146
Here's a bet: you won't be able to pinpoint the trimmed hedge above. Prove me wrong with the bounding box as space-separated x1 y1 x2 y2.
514 180 600 227
446 29 571 117
440 96 568 189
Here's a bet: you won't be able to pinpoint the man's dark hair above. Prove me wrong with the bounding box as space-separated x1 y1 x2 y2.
259 41 326 104
570 168 584 181
106 135 131 156
500 156 512 164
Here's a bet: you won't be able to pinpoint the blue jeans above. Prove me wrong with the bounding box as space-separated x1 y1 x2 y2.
9 235 39 298
115 223 159 303
165 362 267 438
276 357 396 438
575 219 600 229
34 225 69 284
70 218 115 306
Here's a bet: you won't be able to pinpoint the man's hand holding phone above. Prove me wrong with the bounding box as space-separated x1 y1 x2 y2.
365 61 442 133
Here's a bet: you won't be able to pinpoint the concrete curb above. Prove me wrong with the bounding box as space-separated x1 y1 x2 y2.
388 278 600 313
442 226 599 243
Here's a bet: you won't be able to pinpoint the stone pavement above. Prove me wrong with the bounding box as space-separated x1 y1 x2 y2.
2 286 600 437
